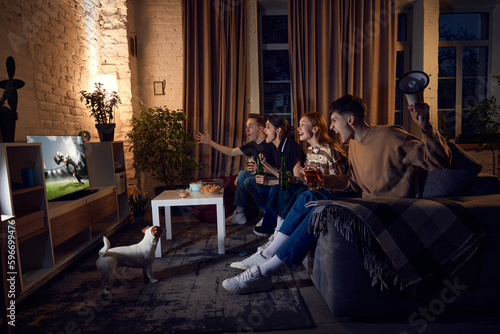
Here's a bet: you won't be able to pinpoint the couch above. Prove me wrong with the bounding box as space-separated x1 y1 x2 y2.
304 143 500 318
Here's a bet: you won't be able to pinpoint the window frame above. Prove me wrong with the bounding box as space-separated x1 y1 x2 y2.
438 8 493 139
257 6 293 125
395 10 412 128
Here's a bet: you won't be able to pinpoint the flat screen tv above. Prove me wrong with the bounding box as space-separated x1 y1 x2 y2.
26 135 95 201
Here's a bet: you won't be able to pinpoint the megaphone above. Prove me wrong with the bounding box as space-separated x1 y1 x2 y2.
399 71 430 122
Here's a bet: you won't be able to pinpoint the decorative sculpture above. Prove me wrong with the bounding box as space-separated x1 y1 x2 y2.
0 56 25 112
0 56 25 142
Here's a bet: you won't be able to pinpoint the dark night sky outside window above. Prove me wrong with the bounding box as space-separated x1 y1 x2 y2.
438 12 489 139
261 14 292 125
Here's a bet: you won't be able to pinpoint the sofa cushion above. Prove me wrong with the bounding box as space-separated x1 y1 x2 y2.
422 142 482 198
464 173 500 196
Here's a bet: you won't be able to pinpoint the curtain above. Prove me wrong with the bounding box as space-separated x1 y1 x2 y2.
183 0 248 179
288 0 397 127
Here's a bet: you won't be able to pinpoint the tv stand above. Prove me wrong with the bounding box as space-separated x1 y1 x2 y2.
0 142 130 301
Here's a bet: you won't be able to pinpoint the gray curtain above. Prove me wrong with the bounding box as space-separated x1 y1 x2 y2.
288 0 397 126
183 0 248 179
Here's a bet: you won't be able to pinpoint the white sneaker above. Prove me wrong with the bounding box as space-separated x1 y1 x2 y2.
222 265 272 294
225 210 247 225
257 231 276 253
230 251 268 270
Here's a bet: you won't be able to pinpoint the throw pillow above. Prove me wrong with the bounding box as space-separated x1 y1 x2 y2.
422 142 482 198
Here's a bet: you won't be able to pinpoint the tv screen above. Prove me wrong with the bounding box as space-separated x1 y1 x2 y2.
26 135 91 201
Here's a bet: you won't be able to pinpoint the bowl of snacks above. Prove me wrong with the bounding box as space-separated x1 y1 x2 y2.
189 182 200 192
197 178 224 194
176 187 191 198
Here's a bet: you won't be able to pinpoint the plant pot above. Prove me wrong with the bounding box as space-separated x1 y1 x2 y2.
0 110 18 143
133 210 145 224
96 123 116 142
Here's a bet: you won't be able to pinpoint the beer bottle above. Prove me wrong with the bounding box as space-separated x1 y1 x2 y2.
255 155 265 187
279 156 289 190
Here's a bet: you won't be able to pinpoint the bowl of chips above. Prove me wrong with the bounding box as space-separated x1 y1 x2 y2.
176 187 191 198
197 178 224 194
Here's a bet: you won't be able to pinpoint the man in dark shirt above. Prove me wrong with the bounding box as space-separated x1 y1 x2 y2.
195 114 276 225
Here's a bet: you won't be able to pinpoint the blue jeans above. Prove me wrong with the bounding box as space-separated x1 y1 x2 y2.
276 189 336 270
234 171 269 211
261 184 308 231
259 185 279 231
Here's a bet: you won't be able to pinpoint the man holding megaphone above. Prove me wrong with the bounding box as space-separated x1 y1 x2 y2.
399 70 430 123
324 94 451 198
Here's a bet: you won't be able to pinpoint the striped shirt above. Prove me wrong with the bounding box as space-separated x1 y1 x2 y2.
305 144 347 176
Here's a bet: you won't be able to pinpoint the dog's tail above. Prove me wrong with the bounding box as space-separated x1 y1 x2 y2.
98 236 111 257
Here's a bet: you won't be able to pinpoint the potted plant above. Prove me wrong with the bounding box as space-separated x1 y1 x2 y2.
128 185 149 223
463 75 500 175
80 83 121 141
126 105 200 191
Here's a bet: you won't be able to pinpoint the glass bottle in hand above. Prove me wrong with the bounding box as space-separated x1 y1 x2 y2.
279 156 289 190
255 155 265 187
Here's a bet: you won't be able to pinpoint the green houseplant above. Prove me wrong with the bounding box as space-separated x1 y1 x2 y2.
465 75 500 175
128 185 149 223
80 83 121 141
126 105 200 189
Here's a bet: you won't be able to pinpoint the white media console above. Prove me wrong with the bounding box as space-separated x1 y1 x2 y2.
0 141 129 300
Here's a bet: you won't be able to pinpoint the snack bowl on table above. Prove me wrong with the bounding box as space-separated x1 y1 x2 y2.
197 178 224 194
176 187 191 198
189 182 200 192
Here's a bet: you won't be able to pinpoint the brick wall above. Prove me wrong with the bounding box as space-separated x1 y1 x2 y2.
1 0 104 139
0 0 139 181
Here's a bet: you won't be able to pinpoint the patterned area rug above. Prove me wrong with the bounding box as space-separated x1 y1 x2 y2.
16 214 314 333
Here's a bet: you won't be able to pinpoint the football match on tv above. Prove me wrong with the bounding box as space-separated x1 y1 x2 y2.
26 135 91 201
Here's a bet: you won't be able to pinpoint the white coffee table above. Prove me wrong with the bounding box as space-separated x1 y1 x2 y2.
151 189 225 257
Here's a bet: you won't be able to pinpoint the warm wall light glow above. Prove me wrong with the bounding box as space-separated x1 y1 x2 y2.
83 1 99 83
91 74 118 93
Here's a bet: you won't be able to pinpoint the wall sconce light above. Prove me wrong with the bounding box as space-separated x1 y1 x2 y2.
92 74 118 93
154 80 165 95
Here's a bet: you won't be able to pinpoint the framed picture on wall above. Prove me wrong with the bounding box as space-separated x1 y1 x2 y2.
154 81 165 95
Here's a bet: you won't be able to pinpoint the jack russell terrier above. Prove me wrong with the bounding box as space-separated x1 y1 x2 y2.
96 225 163 294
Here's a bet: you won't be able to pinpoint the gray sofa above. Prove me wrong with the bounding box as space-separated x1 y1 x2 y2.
305 144 500 318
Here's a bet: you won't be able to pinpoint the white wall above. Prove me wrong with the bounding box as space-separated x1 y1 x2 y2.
132 0 183 110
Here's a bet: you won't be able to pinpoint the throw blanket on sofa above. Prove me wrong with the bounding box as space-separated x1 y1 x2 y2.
306 197 486 290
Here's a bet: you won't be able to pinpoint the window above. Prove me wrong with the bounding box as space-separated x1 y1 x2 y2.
438 12 490 140
395 12 411 126
259 11 293 125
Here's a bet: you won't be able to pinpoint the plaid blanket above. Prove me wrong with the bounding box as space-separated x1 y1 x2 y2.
306 197 486 290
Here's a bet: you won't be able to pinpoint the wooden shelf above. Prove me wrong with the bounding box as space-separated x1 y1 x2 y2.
14 210 42 221
18 227 49 244
12 185 45 196
15 210 46 240
53 230 93 265
22 267 53 286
